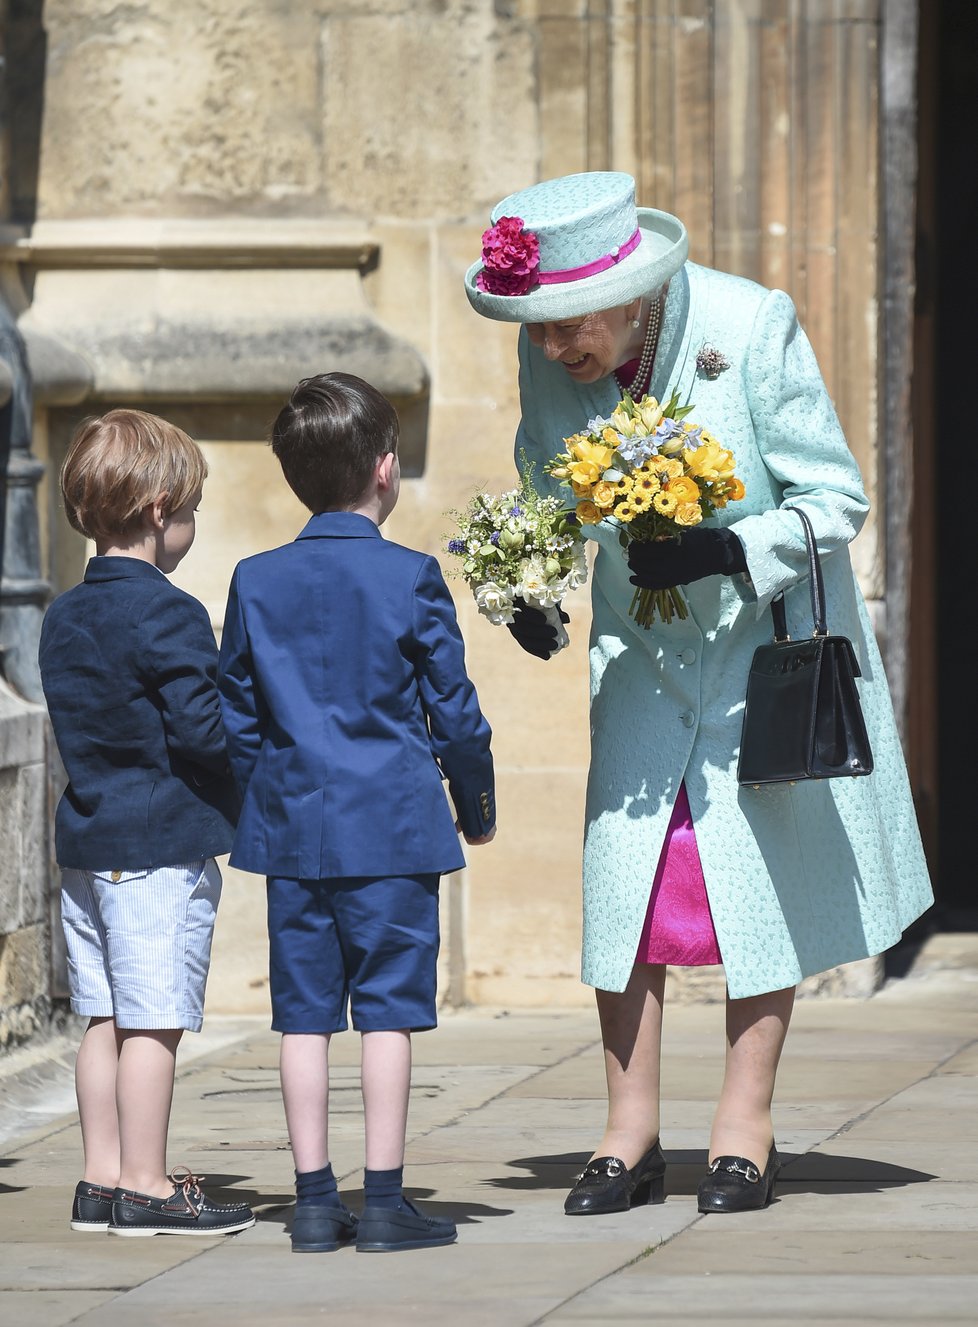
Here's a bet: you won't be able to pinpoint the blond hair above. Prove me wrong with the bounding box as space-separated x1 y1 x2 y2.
60 409 207 542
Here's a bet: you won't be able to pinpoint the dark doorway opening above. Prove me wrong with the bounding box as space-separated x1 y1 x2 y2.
916 0 978 928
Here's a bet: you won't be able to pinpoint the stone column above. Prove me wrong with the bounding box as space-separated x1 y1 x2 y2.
0 0 55 1052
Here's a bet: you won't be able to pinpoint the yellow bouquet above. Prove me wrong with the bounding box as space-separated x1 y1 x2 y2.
545 390 745 627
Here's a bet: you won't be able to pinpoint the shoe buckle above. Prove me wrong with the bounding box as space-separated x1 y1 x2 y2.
577 1157 624 1182
710 1158 760 1183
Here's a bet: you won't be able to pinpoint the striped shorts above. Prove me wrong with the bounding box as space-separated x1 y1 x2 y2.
60 859 222 1033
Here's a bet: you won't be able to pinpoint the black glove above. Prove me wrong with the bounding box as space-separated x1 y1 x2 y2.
506 597 569 660
627 526 748 590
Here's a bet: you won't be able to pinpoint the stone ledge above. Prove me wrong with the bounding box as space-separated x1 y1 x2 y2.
0 219 380 271
11 220 428 409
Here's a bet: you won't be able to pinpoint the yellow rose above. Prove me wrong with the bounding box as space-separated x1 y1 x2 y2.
656 458 684 481
576 500 603 525
614 502 637 523
674 502 703 527
653 490 678 515
668 476 701 504
592 480 617 508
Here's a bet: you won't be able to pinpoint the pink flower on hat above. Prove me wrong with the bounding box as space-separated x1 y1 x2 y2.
476 216 540 296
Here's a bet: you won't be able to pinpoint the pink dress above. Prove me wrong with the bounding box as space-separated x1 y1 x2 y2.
614 355 721 967
635 782 721 966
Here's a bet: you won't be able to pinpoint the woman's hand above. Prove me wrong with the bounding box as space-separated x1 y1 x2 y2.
506 597 569 660
627 527 747 590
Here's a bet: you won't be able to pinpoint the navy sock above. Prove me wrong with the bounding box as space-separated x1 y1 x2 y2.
295 1163 341 1208
363 1166 405 1210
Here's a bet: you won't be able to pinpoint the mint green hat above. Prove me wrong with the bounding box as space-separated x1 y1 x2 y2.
464 171 688 323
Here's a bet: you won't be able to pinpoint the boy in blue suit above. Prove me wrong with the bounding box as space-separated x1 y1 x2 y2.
39 409 254 1239
218 372 495 1253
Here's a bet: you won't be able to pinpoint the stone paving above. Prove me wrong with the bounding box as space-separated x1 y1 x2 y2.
1 944 976 1325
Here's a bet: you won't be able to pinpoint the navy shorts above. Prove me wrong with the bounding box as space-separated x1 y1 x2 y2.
266 873 440 1034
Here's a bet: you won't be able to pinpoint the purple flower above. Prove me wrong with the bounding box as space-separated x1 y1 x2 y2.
447 538 466 555
509 504 523 518
490 531 501 545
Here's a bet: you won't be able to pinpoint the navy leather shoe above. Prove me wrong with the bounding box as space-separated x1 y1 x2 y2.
697 1147 780 1213
564 1140 666 1215
356 1201 457 1252
291 1203 358 1253
108 1168 256 1237
70 1180 115 1232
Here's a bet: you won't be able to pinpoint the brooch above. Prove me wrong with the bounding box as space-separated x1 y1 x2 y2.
695 345 730 379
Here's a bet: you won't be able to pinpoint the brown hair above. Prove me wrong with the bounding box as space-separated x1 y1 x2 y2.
60 409 207 543
270 372 398 513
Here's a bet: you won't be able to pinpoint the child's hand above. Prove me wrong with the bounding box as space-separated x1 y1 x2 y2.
464 827 496 845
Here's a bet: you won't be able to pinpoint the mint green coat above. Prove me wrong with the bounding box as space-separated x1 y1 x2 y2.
515 261 933 998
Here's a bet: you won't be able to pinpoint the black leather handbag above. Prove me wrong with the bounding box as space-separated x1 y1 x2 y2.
737 506 874 787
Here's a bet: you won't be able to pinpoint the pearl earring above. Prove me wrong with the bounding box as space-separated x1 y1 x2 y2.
632 317 641 329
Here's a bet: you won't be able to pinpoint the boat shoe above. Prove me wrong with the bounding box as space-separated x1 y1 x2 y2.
108 1167 256 1237
70 1180 115 1232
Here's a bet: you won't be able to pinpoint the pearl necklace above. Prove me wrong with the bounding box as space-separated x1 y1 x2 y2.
615 293 663 397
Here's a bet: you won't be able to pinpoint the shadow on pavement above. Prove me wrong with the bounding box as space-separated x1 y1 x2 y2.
487 1149 937 1197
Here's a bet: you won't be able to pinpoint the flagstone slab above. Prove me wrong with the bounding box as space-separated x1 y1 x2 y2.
0 1290 118 1327
548 1271 978 1321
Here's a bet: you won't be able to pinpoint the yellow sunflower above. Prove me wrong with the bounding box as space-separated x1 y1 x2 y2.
629 489 653 513
653 490 679 516
614 502 637 523
633 470 661 496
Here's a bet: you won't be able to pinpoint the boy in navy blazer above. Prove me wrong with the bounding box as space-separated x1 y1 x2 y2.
39 409 254 1239
218 372 495 1253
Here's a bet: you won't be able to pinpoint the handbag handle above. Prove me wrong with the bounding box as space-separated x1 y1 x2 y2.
770 506 828 642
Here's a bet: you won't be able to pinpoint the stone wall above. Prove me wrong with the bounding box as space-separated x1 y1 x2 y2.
6 0 888 1013
0 681 52 1049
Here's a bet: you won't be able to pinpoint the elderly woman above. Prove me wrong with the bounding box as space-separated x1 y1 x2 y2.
464 172 932 1216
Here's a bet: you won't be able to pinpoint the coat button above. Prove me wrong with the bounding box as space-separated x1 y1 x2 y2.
680 710 695 728
111 870 122 881
679 648 697 665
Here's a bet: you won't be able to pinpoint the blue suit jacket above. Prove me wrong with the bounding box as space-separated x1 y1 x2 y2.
218 511 494 879
38 557 239 870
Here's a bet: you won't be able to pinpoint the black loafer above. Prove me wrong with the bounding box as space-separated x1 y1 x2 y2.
564 1140 666 1215
356 1201 457 1252
291 1202 358 1252
70 1180 115 1232
697 1147 780 1213
108 1168 256 1237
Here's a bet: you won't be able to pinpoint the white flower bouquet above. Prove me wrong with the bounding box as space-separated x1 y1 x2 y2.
443 461 588 652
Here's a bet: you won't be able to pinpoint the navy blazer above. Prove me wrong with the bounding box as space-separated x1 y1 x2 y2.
38 557 239 870
218 511 494 879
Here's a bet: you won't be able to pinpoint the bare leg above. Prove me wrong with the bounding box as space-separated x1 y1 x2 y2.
361 1030 411 1171
115 1028 183 1198
280 1032 331 1174
709 985 795 1169
591 964 666 1169
75 1016 122 1187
